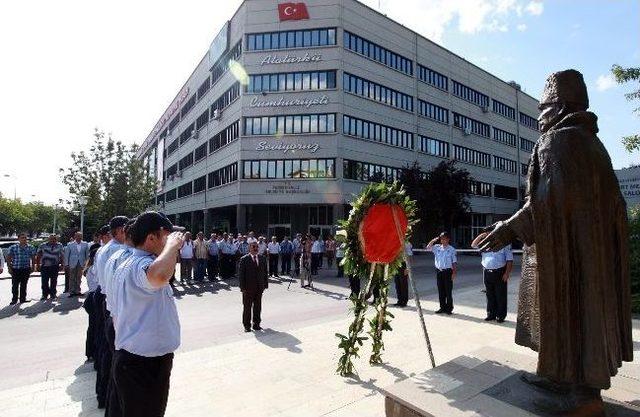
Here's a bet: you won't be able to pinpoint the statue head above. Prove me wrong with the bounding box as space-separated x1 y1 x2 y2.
538 69 589 133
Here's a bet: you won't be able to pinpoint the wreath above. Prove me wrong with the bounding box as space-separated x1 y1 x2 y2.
335 181 418 376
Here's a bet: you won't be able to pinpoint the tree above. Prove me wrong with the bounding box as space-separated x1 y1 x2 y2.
611 65 640 153
60 129 156 236
0 194 71 237
397 161 472 242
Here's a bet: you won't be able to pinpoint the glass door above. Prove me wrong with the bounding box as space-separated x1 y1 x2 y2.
268 224 291 240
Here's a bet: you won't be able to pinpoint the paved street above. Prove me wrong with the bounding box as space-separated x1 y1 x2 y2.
1 254 639 416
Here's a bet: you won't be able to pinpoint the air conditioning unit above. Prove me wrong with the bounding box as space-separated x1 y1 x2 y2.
193 130 199 139
212 109 221 120
166 129 171 136
463 126 472 136
481 105 489 113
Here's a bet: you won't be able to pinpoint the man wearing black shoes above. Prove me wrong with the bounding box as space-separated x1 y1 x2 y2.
427 232 457 315
472 230 513 323
238 241 268 332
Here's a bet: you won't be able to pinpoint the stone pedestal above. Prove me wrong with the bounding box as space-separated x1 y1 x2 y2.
383 347 640 417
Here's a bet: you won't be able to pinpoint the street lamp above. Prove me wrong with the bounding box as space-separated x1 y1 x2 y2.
2 174 16 200
78 196 88 237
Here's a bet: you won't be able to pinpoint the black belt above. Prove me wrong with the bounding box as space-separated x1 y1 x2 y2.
485 266 506 273
437 268 453 272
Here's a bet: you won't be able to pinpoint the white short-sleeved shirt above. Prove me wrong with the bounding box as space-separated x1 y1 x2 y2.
429 244 457 270
179 241 194 259
104 246 134 313
113 248 180 357
86 264 98 292
95 239 124 290
480 245 513 270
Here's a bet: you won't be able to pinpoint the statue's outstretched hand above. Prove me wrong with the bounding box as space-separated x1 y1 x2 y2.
477 221 515 252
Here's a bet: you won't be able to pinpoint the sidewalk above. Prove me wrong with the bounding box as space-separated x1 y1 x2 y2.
3 271 639 417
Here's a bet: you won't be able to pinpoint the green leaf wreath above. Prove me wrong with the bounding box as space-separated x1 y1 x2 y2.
335 181 418 376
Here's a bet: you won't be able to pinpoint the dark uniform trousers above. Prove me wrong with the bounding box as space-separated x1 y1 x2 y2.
483 266 507 320
10 268 31 303
394 263 409 306
436 268 454 312
268 254 279 277
280 253 292 275
104 313 123 417
40 265 59 298
207 255 218 279
113 350 174 417
82 291 97 360
93 290 107 405
310 253 320 275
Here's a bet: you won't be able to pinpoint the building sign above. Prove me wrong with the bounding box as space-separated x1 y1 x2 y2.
616 166 640 208
260 53 322 66
266 183 311 194
149 87 190 139
208 21 230 68
278 3 309 21
249 94 329 109
256 141 319 154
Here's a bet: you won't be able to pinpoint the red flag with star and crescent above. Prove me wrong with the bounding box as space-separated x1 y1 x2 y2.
278 2 310 21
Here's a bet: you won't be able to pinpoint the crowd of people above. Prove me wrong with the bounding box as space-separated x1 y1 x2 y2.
2 215 515 417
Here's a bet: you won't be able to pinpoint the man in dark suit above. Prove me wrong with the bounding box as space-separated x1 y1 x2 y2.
238 241 268 332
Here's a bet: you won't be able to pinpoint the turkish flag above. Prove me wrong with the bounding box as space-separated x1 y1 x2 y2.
278 3 310 21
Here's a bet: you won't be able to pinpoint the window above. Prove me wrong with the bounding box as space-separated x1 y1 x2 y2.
177 182 193 198
493 155 517 173
194 143 207 163
520 112 540 131
343 115 413 149
193 175 206 193
520 137 535 152
165 163 177 178
179 123 195 145
168 115 180 132
452 112 490 137
196 110 209 130
247 70 337 93
207 162 238 188
165 188 177 202
452 144 491 167
417 65 448 90
492 99 515 120
180 94 196 118
343 159 403 183
492 127 517 147
452 80 489 107
197 76 211 100
244 113 336 135
209 120 240 153
242 158 335 179
211 41 242 87
167 138 179 156
210 82 240 115
467 180 492 197
418 100 449 124
343 72 413 112
419 136 449 158
521 162 529 176
494 184 518 200
247 28 336 51
178 153 194 171
343 30 413 76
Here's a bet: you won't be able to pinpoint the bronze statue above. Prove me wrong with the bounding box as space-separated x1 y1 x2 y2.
478 69 633 414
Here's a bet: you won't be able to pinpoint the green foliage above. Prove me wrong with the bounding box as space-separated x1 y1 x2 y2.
59 129 156 236
611 65 640 153
629 206 640 313
0 195 71 237
336 182 417 376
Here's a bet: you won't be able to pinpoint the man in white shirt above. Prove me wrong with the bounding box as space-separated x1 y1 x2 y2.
267 236 280 278
179 232 194 284
310 236 323 276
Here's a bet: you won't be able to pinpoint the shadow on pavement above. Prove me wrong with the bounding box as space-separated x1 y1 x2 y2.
254 328 303 353
65 363 98 417
171 279 236 299
391 303 517 330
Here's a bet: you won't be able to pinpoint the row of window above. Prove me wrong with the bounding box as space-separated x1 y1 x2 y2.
493 155 518 173
246 28 337 51
211 82 240 114
343 30 413 76
343 159 403 183
419 136 449 158
419 99 449 124
418 64 448 91
492 127 517 147
468 180 492 197
492 99 516 120
521 162 529 176
452 144 491 167
211 41 242 87
343 72 414 112
520 137 535 152
164 163 239 201
242 158 335 179
247 70 337 93
453 113 491 137
209 120 240 154
520 112 539 131
452 80 490 108
343 115 413 149
244 113 336 136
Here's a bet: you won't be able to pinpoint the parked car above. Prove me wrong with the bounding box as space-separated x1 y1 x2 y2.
0 241 18 259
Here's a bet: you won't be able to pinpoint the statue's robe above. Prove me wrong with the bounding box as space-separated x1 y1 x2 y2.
508 111 633 389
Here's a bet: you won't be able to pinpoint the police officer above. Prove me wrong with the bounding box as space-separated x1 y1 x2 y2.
93 215 128 409
472 230 513 323
427 232 457 315
111 212 184 417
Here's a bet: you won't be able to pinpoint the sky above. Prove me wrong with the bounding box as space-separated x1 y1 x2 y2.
0 0 638 204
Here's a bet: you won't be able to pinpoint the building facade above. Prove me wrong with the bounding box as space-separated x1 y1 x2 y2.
136 0 541 246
